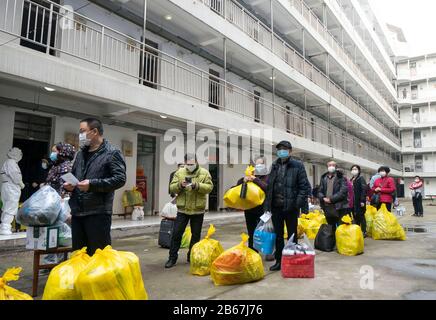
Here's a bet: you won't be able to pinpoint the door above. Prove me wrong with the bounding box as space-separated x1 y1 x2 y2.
411 85 418 100
208 148 219 211
137 134 156 215
20 0 59 55
139 38 159 89
412 107 420 124
410 61 417 76
414 130 422 148
254 90 261 123
209 69 220 109
285 105 292 133
13 112 52 202
311 117 316 141
415 155 423 173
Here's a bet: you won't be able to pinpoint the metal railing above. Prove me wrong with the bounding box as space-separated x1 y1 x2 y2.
289 0 397 121
333 0 394 92
0 0 401 169
200 0 400 146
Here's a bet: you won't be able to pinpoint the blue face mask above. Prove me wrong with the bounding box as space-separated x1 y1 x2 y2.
277 150 289 159
50 152 58 162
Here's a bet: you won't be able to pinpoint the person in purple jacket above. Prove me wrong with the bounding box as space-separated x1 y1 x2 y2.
235 156 269 251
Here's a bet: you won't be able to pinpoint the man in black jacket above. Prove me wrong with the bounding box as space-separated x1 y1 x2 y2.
264 141 310 271
64 118 126 255
318 161 349 233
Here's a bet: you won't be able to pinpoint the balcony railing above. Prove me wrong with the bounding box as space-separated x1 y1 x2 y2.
0 0 401 170
200 0 400 146
288 0 397 123
333 0 394 90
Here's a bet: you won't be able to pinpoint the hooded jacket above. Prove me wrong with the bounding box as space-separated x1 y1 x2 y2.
0 148 24 188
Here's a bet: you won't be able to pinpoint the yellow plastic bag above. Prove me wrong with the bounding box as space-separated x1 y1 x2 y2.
190 225 224 276
181 226 192 249
365 205 377 238
335 215 364 256
0 267 33 300
122 187 143 208
42 248 90 300
298 213 325 240
372 204 406 241
223 166 265 210
76 246 148 300
210 233 264 286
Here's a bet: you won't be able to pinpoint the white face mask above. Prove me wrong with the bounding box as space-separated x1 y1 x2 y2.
351 169 359 176
42 163 48 170
379 171 387 178
79 132 91 148
415 179 420 183
185 164 197 172
327 166 336 174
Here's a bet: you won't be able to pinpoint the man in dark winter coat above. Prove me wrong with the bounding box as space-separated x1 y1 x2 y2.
263 141 310 271
64 118 126 255
318 161 349 232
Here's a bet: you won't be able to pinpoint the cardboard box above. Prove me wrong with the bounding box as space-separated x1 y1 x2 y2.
26 226 60 250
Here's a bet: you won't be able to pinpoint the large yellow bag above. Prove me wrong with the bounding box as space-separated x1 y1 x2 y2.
76 246 148 300
336 215 364 256
210 233 264 286
372 204 406 241
365 205 377 238
223 166 265 210
42 248 90 300
181 226 192 249
190 225 224 276
122 187 143 207
0 267 33 300
298 213 325 240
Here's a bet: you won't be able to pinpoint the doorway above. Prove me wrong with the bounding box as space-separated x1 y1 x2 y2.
139 38 159 89
20 0 59 55
208 148 219 212
136 134 156 215
414 130 422 148
13 112 52 202
209 69 221 109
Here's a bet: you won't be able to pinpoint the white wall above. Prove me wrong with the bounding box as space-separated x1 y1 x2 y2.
0 106 15 167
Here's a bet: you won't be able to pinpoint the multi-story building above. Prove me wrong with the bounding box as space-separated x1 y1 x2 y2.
397 54 436 197
0 0 403 215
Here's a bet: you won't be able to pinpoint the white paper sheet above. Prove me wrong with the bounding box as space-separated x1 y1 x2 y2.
61 173 80 186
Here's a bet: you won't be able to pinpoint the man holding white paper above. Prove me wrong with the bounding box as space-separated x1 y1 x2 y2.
64 118 126 256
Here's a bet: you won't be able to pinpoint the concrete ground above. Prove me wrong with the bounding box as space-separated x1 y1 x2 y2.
1 200 436 300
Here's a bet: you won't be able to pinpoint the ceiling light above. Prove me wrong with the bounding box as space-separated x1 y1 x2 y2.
44 87 55 92
269 76 276 80
160 115 168 119
164 14 172 21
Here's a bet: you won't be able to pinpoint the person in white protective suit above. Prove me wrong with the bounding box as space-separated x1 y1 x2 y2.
0 148 25 235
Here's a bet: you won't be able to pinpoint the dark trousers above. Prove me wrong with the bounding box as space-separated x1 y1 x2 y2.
271 207 298 262
72 214 112 256
412 194 424 216
169 212 204 260
244 210 263 251
325 208 348 233
353 205 367 234
376 202 392 212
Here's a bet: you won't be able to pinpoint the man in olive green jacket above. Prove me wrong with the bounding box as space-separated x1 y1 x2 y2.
165 154 214 268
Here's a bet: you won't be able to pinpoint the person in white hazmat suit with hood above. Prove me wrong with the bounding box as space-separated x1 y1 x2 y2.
0 147 25 235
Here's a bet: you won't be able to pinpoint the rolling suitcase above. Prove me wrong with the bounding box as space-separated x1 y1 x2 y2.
158 219 174 248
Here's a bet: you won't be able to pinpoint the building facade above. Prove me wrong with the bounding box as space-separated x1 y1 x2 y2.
0 0 404 215
397 54 436 197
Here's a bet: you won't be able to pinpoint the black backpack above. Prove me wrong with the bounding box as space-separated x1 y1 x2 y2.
315 224 336 252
